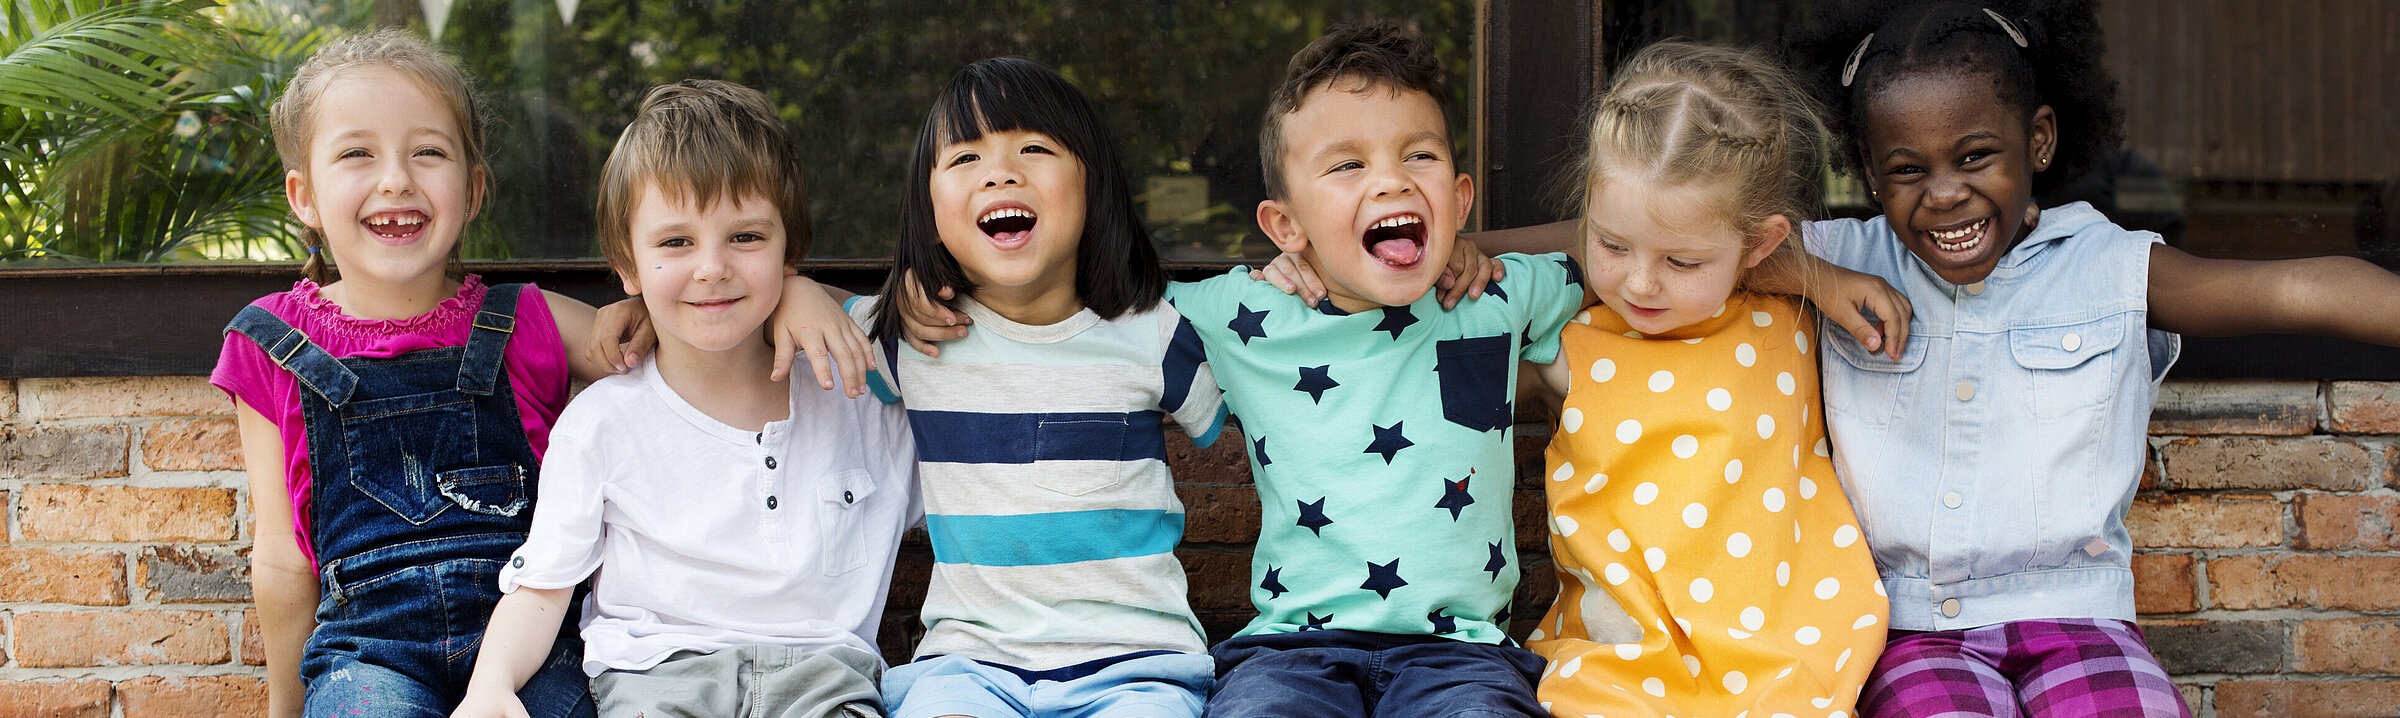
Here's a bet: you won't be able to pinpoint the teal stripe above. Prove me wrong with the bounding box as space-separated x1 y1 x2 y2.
926 510 1185 567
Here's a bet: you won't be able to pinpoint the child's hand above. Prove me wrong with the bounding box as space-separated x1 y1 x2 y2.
586 297 656 374
894 273 970 358
1435 236 1505 309
1249 252 1326 306
771 275 872 397
449 687 529 718
1813 265 1913 360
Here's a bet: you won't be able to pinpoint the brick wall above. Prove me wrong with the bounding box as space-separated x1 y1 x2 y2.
3 377 2395 716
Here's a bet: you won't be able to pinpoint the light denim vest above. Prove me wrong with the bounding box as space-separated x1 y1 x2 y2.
1809 202 2180 631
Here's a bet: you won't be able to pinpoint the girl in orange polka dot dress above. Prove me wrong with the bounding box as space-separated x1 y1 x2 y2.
1522 42 1888 718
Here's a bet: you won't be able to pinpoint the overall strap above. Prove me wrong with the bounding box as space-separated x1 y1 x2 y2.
456 283 524 396
226 306 358 406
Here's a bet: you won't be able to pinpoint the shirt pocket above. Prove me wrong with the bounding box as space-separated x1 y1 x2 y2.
816 469 880 576
1434 335 1513 432
1821 322 1926 428
2009 318 2123 420
1031 414 1132 496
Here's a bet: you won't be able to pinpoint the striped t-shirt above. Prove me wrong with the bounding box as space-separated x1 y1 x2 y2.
850 295 1226 670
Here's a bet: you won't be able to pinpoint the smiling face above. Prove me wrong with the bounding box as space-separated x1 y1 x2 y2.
1584 177 1786 335
926 127 1088 320
620 182 791 356
1258 82 1473 312
1860 70 2055 285
285 67 481 292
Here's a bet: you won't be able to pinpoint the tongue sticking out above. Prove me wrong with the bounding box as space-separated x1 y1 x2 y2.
1370 237 1423 266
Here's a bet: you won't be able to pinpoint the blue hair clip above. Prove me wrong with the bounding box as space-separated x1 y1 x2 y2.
306 246 321 255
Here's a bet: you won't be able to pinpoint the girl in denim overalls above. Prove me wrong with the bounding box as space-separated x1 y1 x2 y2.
214 30 624 718
1787 2 2400 716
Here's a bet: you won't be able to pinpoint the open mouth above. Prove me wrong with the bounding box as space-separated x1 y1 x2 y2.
364 210 427 240
978 206 1037 246
1928 218 1988 253
1362 213 1426 268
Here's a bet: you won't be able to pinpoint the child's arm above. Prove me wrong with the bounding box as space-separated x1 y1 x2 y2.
571 274 876 396
547 291 643 381
1745 247 1914 359
235 401 315 718
450 586 574 718
2148 246 2400 344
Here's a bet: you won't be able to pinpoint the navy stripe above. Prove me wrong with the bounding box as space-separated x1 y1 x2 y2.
926 510 1184 566
909 410 1166 464
1161 316 1206 414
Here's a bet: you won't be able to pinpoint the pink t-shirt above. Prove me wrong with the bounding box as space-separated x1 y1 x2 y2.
212 276 571 567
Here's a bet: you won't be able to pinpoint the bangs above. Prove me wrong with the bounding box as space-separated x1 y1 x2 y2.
929 58 1098 157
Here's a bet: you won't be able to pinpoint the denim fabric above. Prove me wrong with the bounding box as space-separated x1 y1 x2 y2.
882 652 1210 718
1205 630 1544 718
1808 203 2181 632
232 284 591 717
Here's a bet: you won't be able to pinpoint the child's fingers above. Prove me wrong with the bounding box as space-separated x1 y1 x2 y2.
831 324 872 398
1295 255 1325 305
801 332 839 392
1878 291 1915 360
769 330 798 383
905 333 943 359
617 321 655 373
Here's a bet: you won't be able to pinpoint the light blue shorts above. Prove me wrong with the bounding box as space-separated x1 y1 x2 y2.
881 651 1211 718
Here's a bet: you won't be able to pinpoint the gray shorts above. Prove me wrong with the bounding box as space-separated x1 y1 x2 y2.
590 644 884 718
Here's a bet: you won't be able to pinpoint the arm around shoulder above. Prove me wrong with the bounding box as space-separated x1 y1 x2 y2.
2147 244 2400 345
235 401 316 718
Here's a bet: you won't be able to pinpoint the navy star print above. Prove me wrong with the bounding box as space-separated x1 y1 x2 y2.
1428 608 1457 634
1374 305 1417 340
1361 559 1408 599
1364 422 1413 464
1435 469 1475 520
1229 303 1270 344
1296 498 1333 536
1299 612 1334 631
1557 256 1583 284
1261 567 1289 600
1482 281 1508 302
1485 542 1508 581
1294 365 1339 403
1252 435 1271 466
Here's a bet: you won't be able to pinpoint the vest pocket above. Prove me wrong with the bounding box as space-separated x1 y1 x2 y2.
2010 317 2123 419
1822 322 1925 428
1434 335 1513 432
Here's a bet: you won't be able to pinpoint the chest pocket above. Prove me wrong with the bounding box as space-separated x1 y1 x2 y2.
1032 414 1132 496
1822 320 1926 428
1434 335 1513 432
2009 317 2124 419
817 470 880 576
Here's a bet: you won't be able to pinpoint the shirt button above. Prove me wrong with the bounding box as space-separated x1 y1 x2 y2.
1964 281 1985 295
1941 598 1962 618
1955 382 1976 401
510 556 524 569
2062 333 2082 352
755 432 763 444
843 490 855 504
764 456 777 469
1943 491 1964 509
766 496 778 510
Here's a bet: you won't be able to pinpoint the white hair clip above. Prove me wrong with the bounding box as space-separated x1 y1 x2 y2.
1840 33 1875 87
1984 8 2029 47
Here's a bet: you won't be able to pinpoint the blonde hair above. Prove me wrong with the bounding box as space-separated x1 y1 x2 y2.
594 79 811 277
269 29 487 284
1577 42 1827 286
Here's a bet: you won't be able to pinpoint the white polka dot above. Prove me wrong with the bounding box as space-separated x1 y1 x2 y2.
1799 477 1819 500
1573 310 1592 325
1675 617 1693 636
1554 515 1580 536
1559 655 1583 678
1584 472 1609 494
1643 678 1666 697
1854 614 1878 630
1624 331 1644 338
1645 547 1667 572
1551 462 1575 482
1669 434 1700 459
1795 331 1810 354
1590 358 1616 382
1683 654 1703 676
1605 563 1630 585
1833 525 1859 548
1756 414 1776 439
1814 697 1835 709
1776 562 1791 586
1836 648 1855 671
1741 606 1765 631
1776 668 1793 680
1681 337 1704 345
1616 643 1643 660
1530 628 1547 644
1795 520 1804 542
1561 407 1584 433
1815 438 1832 457
1776 372 1796 396
1713 305 1727 318
1724 459 1743 483
1648 370 1675 393
1724 670 1749 694
1690 578 1714 602
1683 503 1708 529
1735 342 1757 367
1706 388 1732 411
1728 627 1753 639
1633 482 1659 505
1763 488 1786 512
1752 311 1774 327
1803 403 1811 426
1727 532 1752 558
1815 577 1841 600
1875 581 1888 597
1795 626 1821 645
1608 529 1631 552
1616 419 1643 444
1792 445 1801 467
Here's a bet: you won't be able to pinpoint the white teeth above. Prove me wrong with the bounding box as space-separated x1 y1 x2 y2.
1931 219 1984 251
1373 215 1423 230
367 214 424 227
978 207 1035 224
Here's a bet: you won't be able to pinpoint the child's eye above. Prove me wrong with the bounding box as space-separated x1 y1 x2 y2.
1021 144 1055 155
414 147 448 159
337 148 369 159
1667 257 1699 269
946 152 979 167
1407 151 1441 162
656 236 691 248
732 232 766 244
1961 151 1994 166
1329 160 1364 173
1597 240 1628 254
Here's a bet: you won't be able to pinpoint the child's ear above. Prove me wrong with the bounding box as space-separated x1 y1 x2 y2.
1743 214 1793 269
285 169 319 228
1451 172 1475 228
1257 199 1310 254
2029 103 2058 172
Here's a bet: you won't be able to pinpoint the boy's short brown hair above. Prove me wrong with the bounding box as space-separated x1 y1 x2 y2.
1258 19 1450 200
597 79 811 274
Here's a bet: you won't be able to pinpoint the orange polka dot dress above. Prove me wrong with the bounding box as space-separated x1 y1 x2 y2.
1528 292 1886 718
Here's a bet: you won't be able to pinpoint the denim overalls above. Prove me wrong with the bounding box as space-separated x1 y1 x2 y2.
230 284 594 717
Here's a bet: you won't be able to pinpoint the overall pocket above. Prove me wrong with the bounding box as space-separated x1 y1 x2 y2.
1434 335 1513 432
816 470 880 575
436 464 528 517
340 391 479 525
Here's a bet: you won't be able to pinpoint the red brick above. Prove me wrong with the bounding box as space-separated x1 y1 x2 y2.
141 418 242 471
117 676 266 718
1514 431 1549 489
19 485 236 542
21 376 225 420
2215 680 2400 717
240 608 265 666
2209 554 2400 611
2 488 9 543
2139 446 2161 491
886 546 932 614
2159 437 2376 491
1179 549 1256 612
1166 424 1252 485
2132 553 2198 614
2126 493 2283 548
2326 381 2400 434
1513 488 1550 554
0 378 16 420
12 610 230 667
2149 379 2320 435
2296 493 2400 550
0 678 111 718
2174 683 2204 717
0 425 129 479
1177 485 1261 544
0 546 128 605
2294 618 2400 674
137 545 250 603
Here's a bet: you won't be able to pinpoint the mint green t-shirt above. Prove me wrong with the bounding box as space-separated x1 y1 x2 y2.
1165 252 1585 643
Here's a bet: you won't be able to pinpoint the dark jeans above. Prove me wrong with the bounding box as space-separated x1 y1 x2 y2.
1206 630 1545 718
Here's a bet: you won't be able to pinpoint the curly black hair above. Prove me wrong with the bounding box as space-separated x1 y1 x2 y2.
1782 0 2125 199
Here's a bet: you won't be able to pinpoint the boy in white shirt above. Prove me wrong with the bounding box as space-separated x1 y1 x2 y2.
453 79 916 718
